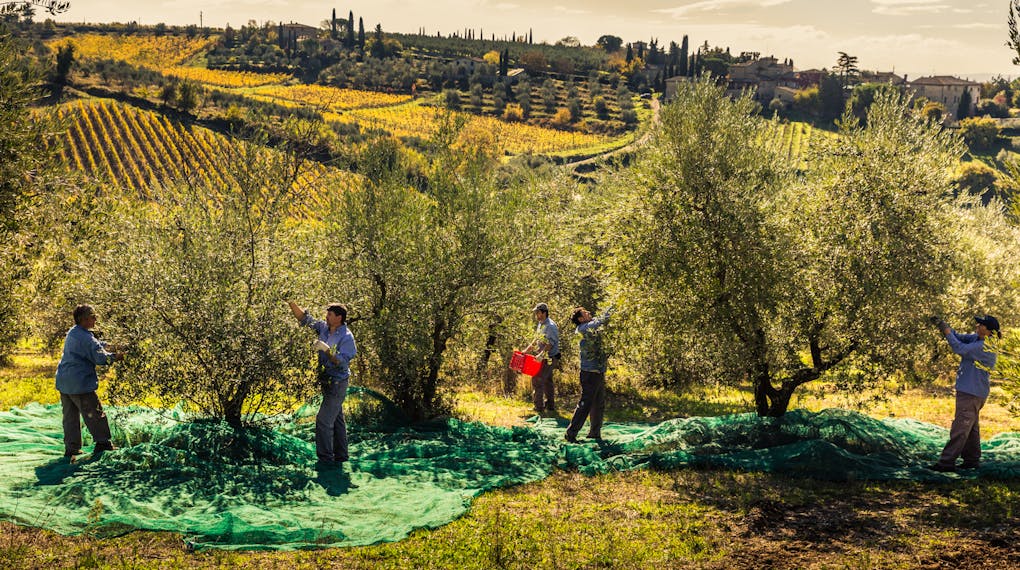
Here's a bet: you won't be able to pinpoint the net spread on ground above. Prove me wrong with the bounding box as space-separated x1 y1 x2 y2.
1 397 1018 550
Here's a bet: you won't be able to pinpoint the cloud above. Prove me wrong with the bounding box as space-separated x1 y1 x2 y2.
870 0 951 16
655 0 793 19
952 22 1000 30
552 5 589 15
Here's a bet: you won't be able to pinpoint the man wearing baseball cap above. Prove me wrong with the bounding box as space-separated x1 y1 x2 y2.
524 303 560 414
930 315 1001 472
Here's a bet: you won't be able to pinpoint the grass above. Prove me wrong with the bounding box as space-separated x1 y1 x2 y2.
2 346 1019 568
0 349 60 410
3 471 1018 568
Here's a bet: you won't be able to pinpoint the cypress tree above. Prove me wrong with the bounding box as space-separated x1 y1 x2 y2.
358 17 365 49
346 10 355 48
331 8 336 39
679 35 689 77
957 88 972 119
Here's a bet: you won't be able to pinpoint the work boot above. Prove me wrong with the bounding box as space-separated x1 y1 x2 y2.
564 432 578 443
959 461 980 470
930 463 956 473
93 442 118 453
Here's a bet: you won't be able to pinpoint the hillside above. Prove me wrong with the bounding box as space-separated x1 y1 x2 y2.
39 27 655 177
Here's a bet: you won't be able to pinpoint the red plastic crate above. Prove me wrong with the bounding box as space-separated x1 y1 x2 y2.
509 351 543 376
509 350 526 372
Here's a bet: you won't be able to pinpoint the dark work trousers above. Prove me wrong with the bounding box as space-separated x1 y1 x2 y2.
316 373 349 462
60 391 112 455
936 391 986 467
531 359 556 412
565 370 606 439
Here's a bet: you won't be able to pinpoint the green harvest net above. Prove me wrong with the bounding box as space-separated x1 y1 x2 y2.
1 394 1019 551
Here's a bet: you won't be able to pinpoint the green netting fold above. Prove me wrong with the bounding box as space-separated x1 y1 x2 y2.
531 408 1020 480
1 404 1018 550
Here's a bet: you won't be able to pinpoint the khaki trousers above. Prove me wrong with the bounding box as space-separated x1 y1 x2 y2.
937 391 986 467
531 360 555 412
60 391 112 455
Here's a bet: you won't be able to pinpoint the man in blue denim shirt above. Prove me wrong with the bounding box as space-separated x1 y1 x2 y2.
289 300 357 467
55 305 122 458
931 315 1000 472
564 306 612 443
525 303 559 413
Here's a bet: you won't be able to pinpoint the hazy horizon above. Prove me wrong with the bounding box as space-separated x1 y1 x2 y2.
57 1 1020 79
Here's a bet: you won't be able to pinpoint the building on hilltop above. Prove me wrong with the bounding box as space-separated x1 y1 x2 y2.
908 75 979 120
794 69 826 88
860 70 906 85
280 22 318 41
725 56 797 102
663 75 694 101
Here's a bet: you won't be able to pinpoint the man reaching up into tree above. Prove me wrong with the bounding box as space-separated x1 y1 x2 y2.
288 300 357 469
55 304 122 459
930 315 1000 473
564 306 612 443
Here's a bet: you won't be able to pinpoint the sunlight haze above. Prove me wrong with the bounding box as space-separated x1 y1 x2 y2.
63 0 1018 80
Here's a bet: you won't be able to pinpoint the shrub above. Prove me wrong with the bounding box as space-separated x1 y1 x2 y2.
768 97 784 115
959 116 1000 150
793 86 820 116
920 101 946 123
976 98 1008 118
952 161 1002 203
444 89 461 110
552 107 572 127
502 103 523 122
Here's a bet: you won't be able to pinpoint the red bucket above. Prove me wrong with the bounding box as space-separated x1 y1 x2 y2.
509 351 543 376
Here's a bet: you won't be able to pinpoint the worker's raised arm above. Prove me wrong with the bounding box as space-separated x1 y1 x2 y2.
287 301 306 323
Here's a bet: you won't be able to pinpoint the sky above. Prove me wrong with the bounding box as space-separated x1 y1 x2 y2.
60 0 1020 80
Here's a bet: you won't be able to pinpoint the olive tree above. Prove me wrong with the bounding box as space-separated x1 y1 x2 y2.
774 91 964 414
607 78 795 399
322 123 538 421
83 140 324 426
607 80 964 416
0 33 57 363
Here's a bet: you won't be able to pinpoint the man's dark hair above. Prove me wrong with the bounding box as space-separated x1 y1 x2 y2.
326 303 348 324
571 307 586 326
73 304 95 325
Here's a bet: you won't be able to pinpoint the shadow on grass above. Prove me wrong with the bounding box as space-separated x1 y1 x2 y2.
607 387 750 423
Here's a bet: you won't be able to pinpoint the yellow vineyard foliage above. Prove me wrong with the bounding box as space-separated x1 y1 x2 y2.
165 67 291 88
344 102 613 155
49 99 353 215
254 84 411 111
49 33 216 68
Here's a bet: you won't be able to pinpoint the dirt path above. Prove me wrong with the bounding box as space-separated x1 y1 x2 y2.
568 96 661 178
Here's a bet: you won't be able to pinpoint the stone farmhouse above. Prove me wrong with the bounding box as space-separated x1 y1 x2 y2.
726 56 798 101
907 76 980 120
280 22 318 41
662 57 978 122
